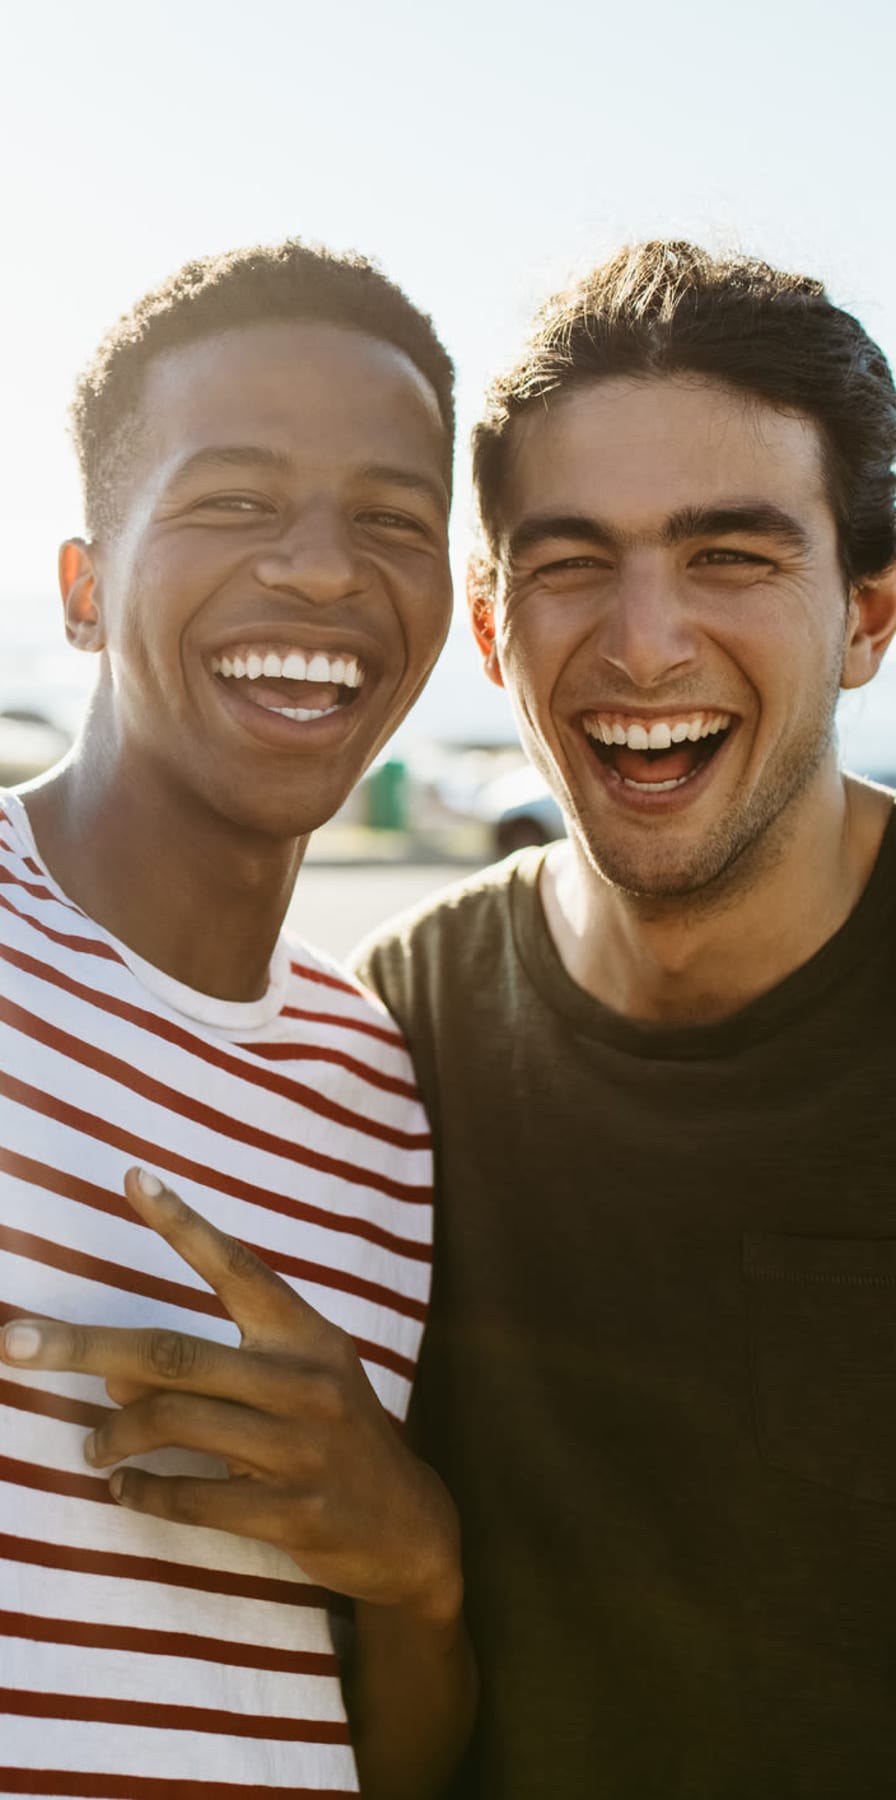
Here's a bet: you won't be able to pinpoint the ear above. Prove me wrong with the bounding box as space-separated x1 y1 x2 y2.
59 538 106 652
841 564 896 691
466 557 504 690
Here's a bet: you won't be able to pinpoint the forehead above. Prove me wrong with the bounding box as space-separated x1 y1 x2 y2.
500 374 830 535
135 318 449 491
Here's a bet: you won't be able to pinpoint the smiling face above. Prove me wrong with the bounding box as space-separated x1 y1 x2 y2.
478 374 872 900
70 319 453 841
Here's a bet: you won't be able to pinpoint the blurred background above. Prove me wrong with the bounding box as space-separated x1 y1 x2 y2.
2 0 894 953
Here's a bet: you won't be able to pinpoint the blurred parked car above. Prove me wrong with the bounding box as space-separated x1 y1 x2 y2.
477 765 566 856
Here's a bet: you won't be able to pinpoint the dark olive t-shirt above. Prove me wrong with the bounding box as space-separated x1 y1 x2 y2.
354 810 896 1800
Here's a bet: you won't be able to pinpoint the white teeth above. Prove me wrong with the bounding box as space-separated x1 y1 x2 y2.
273 703 341 722
211 647 366 688
585 711 732 748
622 773 692 792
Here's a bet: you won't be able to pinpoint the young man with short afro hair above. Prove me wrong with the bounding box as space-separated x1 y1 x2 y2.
0 236 474 1800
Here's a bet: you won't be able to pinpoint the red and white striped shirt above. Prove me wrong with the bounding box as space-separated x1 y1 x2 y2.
0 790 433 1798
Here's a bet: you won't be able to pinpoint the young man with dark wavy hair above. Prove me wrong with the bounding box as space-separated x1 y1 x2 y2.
356 242 896 1798
0 240 475 1799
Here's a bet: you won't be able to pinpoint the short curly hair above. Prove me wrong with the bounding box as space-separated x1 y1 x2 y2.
473 240 896 588
72 238 456 538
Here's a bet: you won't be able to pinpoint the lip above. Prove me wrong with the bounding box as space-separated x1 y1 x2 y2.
208 665 369 750
202 618 381 666
193 609 391 750
579 714 740 815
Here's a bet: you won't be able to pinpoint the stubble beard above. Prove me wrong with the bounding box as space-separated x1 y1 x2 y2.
568 681 843 915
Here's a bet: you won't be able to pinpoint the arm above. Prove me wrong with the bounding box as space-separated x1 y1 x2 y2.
347 1585 478 1799
0 1167 476 1796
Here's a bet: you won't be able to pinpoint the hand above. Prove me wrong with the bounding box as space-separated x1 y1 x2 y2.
0 1167 462 1623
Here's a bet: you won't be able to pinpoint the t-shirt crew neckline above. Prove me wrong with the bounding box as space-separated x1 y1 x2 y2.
510 801 896 1062
6 789 290 1031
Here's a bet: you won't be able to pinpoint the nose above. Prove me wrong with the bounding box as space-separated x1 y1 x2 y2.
598 557 699 690
253 506 363 605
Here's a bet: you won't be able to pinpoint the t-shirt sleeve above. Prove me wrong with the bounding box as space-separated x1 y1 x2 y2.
348 925 416 1038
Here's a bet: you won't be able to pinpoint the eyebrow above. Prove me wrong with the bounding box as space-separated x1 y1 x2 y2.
167 447 448 510
505 502 812 563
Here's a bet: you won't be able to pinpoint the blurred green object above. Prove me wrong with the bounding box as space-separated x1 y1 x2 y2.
365 757 408 831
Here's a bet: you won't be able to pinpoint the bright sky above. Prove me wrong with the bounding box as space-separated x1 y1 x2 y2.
2 0 895 742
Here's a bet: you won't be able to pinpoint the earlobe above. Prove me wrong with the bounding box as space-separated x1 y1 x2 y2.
466 558 504 690
59 539 106 653
841 564 896 691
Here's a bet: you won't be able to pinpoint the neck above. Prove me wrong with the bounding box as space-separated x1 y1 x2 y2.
541 771 891 1027
20 738 307 1004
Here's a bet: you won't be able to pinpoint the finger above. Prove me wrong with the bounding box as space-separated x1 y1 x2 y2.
84 1389 322 1482
0 1315 305 1411
123 1167 329 1349
108 1464 321 1553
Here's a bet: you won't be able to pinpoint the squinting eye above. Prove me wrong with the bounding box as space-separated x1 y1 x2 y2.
695 549 768 566
194 494 272 513
533 555 608 579
361 510 425 532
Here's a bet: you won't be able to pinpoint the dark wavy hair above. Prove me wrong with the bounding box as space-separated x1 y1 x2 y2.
473 240 896 587
72 238 455 538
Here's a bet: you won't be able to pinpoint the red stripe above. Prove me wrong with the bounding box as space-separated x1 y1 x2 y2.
0 1608 337 1676
0 816 48 882
0 940 427 1130
0 1688 350 1742
281 1004 403 1048
0 1774 357 1798
0 1373 107 1431
245 1039 417 1099
0 994 429 1203
289 958 362 996
0 1450 117 1507
0 1530 328 1610
0 867 83 914
0 888 121 962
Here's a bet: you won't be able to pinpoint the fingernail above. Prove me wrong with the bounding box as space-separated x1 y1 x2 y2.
109 1469 126 1502
2 1324 42 1362
135 1167 163 1198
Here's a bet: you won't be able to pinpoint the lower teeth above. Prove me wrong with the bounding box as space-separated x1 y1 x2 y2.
622 772 694 792
270 703 341 722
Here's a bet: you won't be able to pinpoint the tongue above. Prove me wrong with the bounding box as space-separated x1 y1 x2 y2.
613 742 702 784
229 677 343 711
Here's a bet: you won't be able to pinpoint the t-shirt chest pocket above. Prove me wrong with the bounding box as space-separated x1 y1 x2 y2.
745 1234 896 1504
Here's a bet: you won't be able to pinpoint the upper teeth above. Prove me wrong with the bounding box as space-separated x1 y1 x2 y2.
584 713 731 749
210 648 363 687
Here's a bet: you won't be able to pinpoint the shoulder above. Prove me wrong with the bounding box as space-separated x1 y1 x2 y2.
351 849 543 1018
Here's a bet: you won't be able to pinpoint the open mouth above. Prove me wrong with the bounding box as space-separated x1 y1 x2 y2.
209 643 365 723
583 710 733 793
